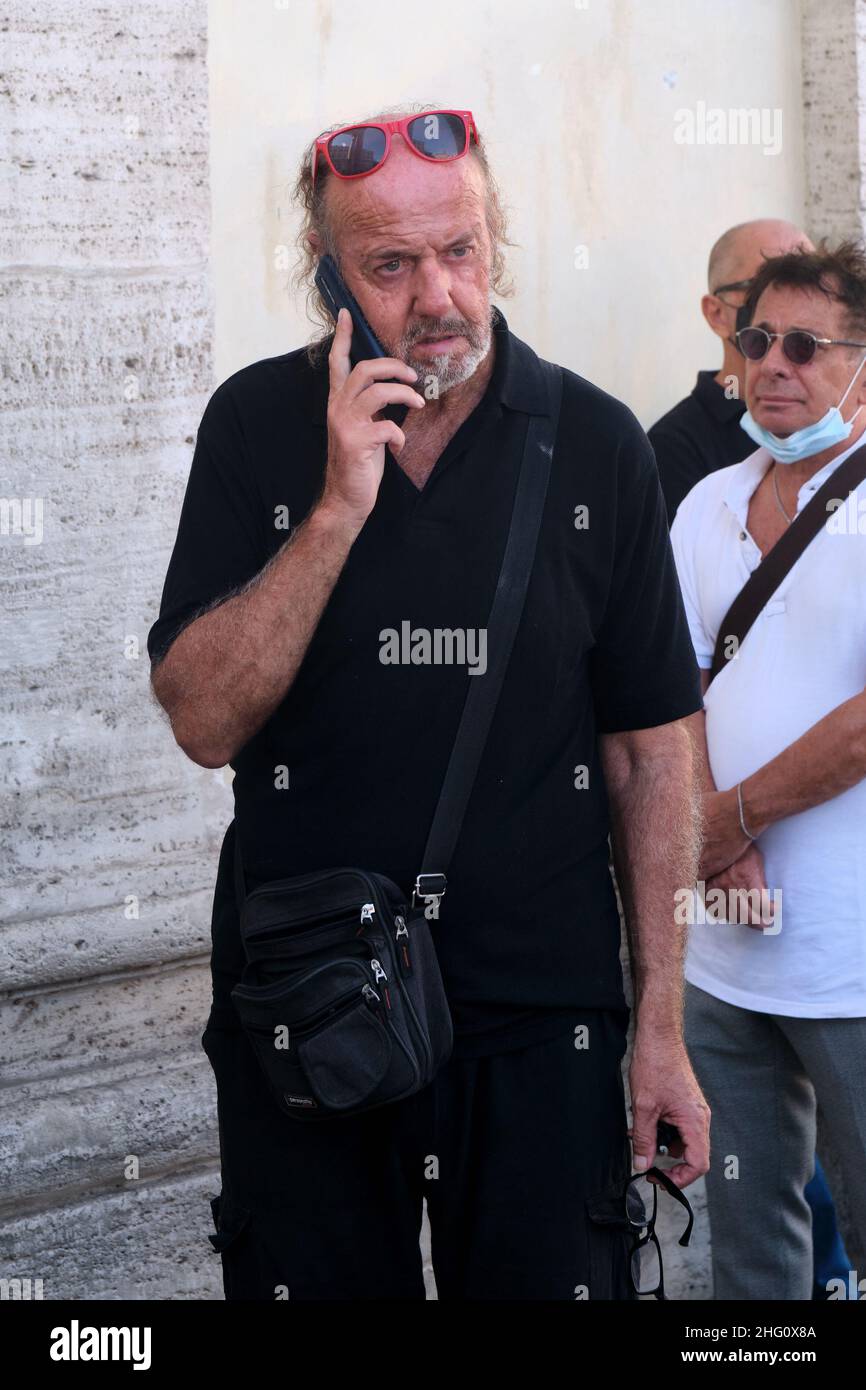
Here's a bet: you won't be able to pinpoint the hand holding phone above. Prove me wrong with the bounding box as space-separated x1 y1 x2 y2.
315 253 412 428
317 305 425 530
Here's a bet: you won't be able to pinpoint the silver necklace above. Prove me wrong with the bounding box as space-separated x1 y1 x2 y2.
772 465 794 524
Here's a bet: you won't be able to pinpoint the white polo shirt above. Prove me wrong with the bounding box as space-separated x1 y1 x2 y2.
670 435 866 1017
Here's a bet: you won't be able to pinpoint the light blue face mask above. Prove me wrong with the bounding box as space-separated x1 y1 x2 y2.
740 351 866 465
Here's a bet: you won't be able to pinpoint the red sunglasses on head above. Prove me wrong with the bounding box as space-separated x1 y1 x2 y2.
312 109 479 187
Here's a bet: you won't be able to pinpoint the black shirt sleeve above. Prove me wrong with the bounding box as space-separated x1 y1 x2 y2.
589 418 702 733
647 421 706 525
147 379 266 664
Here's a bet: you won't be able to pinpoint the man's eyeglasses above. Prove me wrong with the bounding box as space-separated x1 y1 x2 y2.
711 278 753 307
312 109 479 187
625 1166 694 1299
736 325 866 366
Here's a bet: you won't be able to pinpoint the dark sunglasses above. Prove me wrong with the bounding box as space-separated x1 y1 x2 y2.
711 278 753 304
312 109 478 187
736 325 866 366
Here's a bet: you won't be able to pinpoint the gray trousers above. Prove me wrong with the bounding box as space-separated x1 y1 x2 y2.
684 980 866 1300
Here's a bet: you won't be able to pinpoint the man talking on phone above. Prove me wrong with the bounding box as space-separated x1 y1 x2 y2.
148 103 709 1300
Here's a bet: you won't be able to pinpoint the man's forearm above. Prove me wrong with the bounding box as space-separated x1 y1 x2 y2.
600 724 701 1040
741 690 866 834
151 503 362 767
697 687 866 875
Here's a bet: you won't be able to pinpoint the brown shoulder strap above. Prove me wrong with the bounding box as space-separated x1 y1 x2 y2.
709 441 866 685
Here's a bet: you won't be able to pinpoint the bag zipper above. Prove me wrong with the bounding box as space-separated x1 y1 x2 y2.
360 892 434 1080
394 913 412 975
254 918 370 957
241 981 379 1041
372 930 433 1080
244 905 365 941
233 957 369 1005
370 957 392 1011
242 868 382 909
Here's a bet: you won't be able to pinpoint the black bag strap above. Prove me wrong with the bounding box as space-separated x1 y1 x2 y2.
413 358 562 910
234 358 563 914
709 441 866 686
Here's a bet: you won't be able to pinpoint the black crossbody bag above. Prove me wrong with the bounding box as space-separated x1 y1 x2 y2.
229 359 563 1121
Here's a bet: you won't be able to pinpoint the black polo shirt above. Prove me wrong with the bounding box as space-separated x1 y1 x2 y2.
648 369 752 524
148 307 702 1058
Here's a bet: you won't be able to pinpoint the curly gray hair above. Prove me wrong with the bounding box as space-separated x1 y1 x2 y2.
290 101 516 364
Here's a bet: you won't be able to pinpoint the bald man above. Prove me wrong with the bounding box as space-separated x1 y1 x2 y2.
649 219 812 522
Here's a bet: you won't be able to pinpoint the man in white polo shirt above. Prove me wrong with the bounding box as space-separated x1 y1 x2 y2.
670 241 866 1300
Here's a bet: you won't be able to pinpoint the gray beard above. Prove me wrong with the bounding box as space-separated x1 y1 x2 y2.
396 305 494 397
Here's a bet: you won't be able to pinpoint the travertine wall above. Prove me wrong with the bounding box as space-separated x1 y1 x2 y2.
801 0 866 241
1 0 863 1303
0 1 230 1298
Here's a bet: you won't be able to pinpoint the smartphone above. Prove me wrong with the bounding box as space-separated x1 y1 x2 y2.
314 253 408 428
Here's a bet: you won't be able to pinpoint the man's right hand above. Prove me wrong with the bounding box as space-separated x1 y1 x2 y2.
705 841 773 929
319 306 426 529
152 312 425 769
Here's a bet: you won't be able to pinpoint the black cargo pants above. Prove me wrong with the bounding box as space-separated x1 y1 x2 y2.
202 828 637 1302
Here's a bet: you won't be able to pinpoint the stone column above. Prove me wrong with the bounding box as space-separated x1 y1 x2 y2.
0 1 229 1298
802 0 866 241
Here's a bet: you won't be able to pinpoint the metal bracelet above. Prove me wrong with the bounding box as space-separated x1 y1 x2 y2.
736 781 757 841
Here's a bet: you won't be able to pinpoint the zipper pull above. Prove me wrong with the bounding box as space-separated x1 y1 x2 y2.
362 983 380 1010
394 914 413 976
370 958 392 1010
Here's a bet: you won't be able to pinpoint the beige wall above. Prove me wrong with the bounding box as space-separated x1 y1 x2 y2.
208 0 806 428
1 0 858 1304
